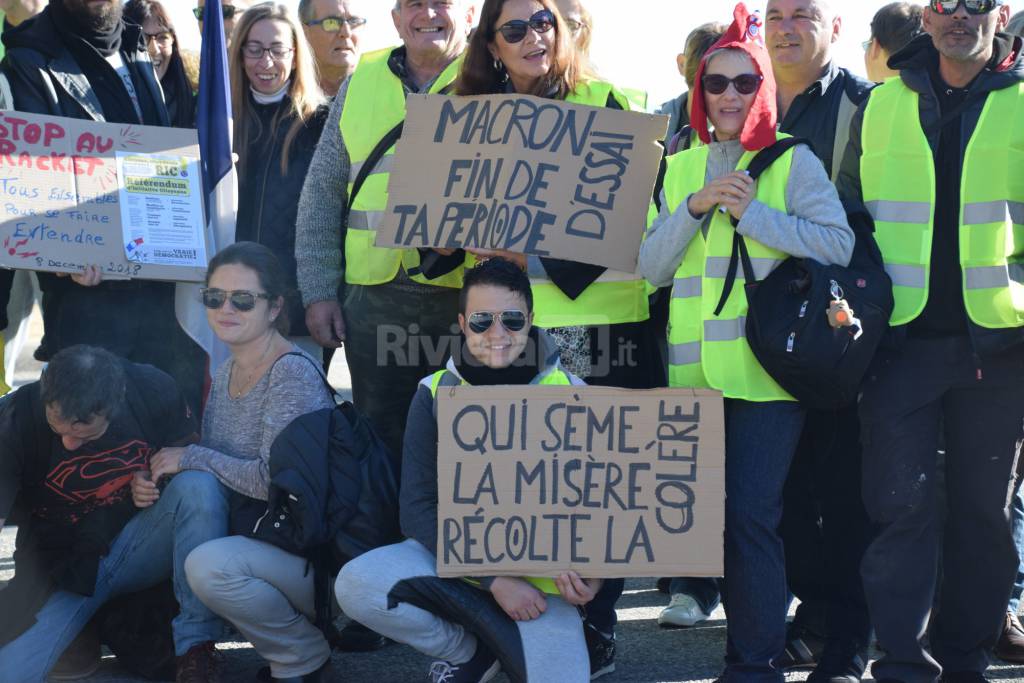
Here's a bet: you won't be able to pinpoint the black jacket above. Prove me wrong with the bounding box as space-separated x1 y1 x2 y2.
1 6 168 125
837 33 1024 358
236 98 329 337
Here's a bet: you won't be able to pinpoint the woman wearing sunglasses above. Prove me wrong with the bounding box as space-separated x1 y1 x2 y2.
336 257 597 683
229 3 329 361
639 5 854 682
143 242 335 682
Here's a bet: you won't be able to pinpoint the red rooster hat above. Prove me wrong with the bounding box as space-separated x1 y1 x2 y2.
689 3 778 151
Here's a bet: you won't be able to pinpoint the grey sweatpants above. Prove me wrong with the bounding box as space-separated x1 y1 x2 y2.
335 539 589 682
184 536 330 678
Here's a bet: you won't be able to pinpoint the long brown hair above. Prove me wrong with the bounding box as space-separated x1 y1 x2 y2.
456 0 583 98
228 2 324 174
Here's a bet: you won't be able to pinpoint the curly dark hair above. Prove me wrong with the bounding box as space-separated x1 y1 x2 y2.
460 257 533 314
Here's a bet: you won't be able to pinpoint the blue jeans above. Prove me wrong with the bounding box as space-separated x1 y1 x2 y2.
0 470 229 683
721 399 806 683
1009 486 1024 615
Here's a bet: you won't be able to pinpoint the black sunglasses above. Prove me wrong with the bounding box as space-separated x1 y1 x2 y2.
201 288 272 312
496 9 555 44
193 5 241 21
467 310 528 334
929 0 1002 14
702 73 764 96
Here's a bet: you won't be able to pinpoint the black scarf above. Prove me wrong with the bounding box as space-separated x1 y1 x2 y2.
49 0 122 57
452 327 543 386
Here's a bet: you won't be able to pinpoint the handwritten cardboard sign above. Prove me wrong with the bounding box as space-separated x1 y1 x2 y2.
0 111 207 281
376 94 668 273
436 386 725 578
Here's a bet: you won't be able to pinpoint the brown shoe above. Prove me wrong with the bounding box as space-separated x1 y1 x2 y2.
995 612 1024 664
50 622 101 681
176 641 221 683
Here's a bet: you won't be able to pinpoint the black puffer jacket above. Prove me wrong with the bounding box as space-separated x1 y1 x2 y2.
837 33 1024 359
236 97 329 338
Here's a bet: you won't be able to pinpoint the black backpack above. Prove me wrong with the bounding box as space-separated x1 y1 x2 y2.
715 138 894 409
243 353 401 634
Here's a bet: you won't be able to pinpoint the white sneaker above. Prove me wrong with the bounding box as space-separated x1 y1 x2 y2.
658 593 713 628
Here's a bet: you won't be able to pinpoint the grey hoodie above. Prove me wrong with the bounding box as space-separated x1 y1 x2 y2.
639 138 854 289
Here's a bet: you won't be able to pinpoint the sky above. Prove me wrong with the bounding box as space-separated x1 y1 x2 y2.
167 1 893 107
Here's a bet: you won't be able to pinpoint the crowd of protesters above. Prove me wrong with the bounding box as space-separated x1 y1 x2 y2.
0 0 1023 682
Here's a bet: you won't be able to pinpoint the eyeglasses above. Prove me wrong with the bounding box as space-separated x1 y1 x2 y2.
304 15 367 33
861 37 873 51
200 288 272 311
496 9 555 44
564 17 585 34
241 43 295 60
929 0 1003 15
193 5 241 21
467 310 528 334
145 30 174 47
702 73 764 95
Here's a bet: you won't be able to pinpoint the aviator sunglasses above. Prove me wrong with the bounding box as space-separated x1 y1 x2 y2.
467 310 528 334
929 0 1003 14
496 9 555 44
201 288 272 312
702 73 764 95
193 5 241 21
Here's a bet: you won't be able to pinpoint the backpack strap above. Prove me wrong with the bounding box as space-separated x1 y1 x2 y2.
270 351 340 404
830 88 857 183
347 121 404 212
713 137 809 316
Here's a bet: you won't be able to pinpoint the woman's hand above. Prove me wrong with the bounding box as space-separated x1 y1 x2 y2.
555 572 602 606
56 264 103 287
489 577 547 621
131 470 160 508
149 447 186 482
465 248 528 270
686 172 755 219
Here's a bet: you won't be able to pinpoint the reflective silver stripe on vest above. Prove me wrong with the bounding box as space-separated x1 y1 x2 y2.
705 256 781 281
704 316 746 342
885 263 927 288
348 209 385 231
963 200 1024 226
349 154 395 182
965 263 1024 290
669 341 701 365
866 200 931 224
672 276 701 299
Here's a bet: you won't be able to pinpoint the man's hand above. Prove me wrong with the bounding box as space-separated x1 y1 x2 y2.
555 571 602 606
56 264 102 287
489 576 547 621
131 470 160 508
150 447 186 482
305 300 346 348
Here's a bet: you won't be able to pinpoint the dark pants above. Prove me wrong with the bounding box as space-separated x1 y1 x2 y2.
780 406 872 647
722 399 806 683
341 282 460 468
53 280 207 415
859 336 1024 682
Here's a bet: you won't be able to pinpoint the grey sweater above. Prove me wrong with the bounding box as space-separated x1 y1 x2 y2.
179 349 335 499
639 139 853 288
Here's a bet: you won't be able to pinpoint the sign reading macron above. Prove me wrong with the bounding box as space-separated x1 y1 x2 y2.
376 93 668 273
436 386 725 579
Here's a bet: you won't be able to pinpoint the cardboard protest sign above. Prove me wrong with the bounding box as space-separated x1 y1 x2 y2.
436 386 725 578
0 111 208 281
376 94 668 273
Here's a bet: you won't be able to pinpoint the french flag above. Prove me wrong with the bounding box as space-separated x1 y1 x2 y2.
175 0 237 374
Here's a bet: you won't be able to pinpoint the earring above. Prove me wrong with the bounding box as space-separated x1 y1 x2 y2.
493 58 508 82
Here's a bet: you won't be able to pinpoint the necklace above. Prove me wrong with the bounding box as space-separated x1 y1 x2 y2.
231 336 276 399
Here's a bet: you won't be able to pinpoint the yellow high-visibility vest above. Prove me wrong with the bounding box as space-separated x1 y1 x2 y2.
340 47 465 288
860 78 1024 328
664 134 795 402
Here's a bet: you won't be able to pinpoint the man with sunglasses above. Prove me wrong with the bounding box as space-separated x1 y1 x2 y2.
836 1 1023 681
0 0 207 415
299 0 367 97
757 2 878 681
195 0 251 44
